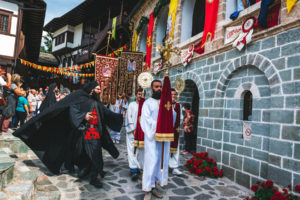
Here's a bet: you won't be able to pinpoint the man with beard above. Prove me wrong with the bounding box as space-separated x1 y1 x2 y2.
13 81 123 188
140 80 176 200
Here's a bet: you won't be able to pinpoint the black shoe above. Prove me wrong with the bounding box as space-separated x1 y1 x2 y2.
100 171 107 178
131 172 139 181
78 167 90 178
90 178 102 188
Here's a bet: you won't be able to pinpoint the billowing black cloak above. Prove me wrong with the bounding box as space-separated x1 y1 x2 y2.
39 83 57 112
13 88 123 174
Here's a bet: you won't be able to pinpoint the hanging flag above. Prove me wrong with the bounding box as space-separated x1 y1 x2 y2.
166 0 178 39
194 0 219 54
287 0 299 13
132 30 138 51
145 12 154 71
112 17 117 40
257 0 274 28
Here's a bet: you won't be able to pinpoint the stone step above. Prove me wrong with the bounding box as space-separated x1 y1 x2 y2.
0 131 28 154
0 148 15 190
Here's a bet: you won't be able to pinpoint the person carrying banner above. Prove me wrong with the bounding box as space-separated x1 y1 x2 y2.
125 88 144 181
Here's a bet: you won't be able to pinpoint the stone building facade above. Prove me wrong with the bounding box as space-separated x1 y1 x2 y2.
130 0 300 190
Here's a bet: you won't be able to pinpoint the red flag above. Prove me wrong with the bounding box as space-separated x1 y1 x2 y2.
155 75 174 142
134 98 146 148
194 0 219 54
145 12 154 71
170 102 181 153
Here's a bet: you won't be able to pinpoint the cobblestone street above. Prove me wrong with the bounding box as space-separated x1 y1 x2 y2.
25 135 252 200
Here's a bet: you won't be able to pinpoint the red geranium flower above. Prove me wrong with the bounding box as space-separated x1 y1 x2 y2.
251 185 259 192
266 180 274 187
282 188 288 194
205 167 211 172
295 185 300 191
213 171 218 176
212 167 218 172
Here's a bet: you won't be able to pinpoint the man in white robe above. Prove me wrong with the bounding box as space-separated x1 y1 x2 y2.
125 88 144 181
169 88 183 175
140 80 176 200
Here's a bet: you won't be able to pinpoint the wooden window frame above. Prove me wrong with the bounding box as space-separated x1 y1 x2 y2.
55 32 65 46
0 9 12 35
67 31 74 43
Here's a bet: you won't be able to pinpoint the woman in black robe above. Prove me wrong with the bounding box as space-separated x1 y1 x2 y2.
39 82 57 112
13 81 123 188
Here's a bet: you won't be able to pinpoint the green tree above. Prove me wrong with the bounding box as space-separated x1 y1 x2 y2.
42 31 53 53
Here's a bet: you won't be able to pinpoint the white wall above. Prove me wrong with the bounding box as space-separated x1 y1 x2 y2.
73 23 83 48
180 0 196 43
0 34 16 57
0 0 19 58
139 26 148 52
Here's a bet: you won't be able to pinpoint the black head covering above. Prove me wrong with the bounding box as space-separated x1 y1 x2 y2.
39 82 57 112
83 81 99 94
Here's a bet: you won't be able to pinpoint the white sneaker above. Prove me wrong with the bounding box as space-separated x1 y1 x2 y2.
172 168 182 175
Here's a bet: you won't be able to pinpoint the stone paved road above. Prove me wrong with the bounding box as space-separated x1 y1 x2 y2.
26 139 252 200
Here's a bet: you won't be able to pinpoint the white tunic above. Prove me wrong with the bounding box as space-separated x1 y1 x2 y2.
125 101 144 169
140 98 176 191
169 104 184 169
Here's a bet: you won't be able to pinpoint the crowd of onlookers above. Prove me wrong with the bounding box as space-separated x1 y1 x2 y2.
0 66 71 134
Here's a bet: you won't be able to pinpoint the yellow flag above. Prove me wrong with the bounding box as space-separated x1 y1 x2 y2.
132 30 138 51
112 17 117 40
167 0 178 39
287 0 299 13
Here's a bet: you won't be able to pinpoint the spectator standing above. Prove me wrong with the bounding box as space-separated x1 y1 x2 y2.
0 66 11 107
182 103 194 154
27 89 37 119
14 90 29 127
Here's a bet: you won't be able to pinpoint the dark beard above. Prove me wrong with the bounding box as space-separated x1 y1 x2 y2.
91 91 99 101
152 90 161 100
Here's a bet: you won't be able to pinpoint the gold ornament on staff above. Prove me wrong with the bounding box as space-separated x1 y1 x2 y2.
156 38 181 172
133 72 153 156
174 77 185 101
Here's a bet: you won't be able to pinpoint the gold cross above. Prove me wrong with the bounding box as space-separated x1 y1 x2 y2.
147 35 152 47
164 101 172 111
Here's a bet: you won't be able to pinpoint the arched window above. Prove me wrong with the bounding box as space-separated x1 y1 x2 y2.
155 6 169 56
226 0 258 18
243 91 253 121
181 0 205 42
139 27 148 53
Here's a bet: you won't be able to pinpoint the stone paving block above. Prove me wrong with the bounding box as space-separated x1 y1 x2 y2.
5 183 34 200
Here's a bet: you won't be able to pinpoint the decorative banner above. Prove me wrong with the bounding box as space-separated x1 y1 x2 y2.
243 122 252 140
194 0 219 54
107 44 127 57
166 0 178 39
19 59 95 77
95 55 119 105
132 30 138 51
287 0 299 13
224 25 242 45
112 17 117 40
145 12 154 71
170 102 181 153
257 0 274 28
119 51 144 96
134 98 146 148
181 44 194 66
153 62 162 75
233 17 255 51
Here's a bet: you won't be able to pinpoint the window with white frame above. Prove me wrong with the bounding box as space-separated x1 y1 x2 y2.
0 11 11 34
226 0 259 18
180 0 205 42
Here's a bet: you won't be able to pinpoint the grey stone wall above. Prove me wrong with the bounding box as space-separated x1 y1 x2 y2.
165 26 300 189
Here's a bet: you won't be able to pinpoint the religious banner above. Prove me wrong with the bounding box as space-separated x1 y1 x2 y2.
166 0 178 39
119 51 144 96
95 55 119 105
243 122 252 140
194 0 219 54
134 98 146 149
181 44 194 66
224 26 242 45
287 0 299 13
145 12 154 71
257 0 274 28
233 17 255 51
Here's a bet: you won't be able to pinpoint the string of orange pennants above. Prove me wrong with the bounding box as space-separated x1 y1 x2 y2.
19 58 95 77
